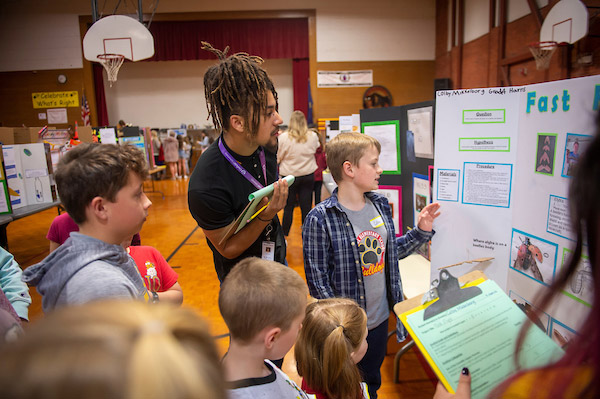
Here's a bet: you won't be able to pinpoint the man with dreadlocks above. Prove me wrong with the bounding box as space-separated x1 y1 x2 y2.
188 42 289 283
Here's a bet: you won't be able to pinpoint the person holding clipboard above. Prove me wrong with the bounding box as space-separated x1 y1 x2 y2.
188 42 289 283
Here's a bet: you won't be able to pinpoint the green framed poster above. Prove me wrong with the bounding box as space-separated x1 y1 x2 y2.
361 120 401 175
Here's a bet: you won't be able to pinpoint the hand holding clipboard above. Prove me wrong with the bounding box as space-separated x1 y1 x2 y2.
218 176 295 246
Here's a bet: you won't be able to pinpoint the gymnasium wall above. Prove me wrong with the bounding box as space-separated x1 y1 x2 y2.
314 61 435 120
0 0 438 129
103 59 294 129
436 0 600 90
0 69 86 128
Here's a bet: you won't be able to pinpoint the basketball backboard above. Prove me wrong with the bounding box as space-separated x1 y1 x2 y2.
540 0 588 44
83 15 155 62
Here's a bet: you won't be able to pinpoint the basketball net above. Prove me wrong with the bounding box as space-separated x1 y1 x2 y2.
97 53 125 87
528 41 558 70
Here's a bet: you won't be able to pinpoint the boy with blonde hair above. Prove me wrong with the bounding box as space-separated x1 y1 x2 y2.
302 132 441 398
23 143 151 312
219 257 309 398
0 301 227 399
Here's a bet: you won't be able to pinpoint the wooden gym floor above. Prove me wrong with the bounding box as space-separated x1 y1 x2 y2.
10 177 436 399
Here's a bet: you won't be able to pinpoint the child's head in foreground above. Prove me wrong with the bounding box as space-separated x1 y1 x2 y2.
219 257 308 356
0 301 226 399
55 143 150 228
326 132 381 184
295 298 368 399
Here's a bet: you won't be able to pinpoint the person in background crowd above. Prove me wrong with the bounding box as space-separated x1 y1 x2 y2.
277 111 320 236
163 130 180 180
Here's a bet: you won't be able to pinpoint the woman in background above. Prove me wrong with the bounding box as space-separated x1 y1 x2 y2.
313 129 328 205
163 130 179 180
277 111 320 236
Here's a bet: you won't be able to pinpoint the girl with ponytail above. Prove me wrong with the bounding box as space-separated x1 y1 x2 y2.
295 298 370 399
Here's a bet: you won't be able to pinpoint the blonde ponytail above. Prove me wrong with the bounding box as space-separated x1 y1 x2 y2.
295 298 367 399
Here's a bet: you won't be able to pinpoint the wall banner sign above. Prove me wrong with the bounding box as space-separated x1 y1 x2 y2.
317 70 373 88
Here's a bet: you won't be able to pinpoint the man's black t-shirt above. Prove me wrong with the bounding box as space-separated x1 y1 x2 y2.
188 136 286 281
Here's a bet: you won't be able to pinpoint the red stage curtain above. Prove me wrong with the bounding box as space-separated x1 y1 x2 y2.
93 64 109 126
148 19 308 60
293 58 309 118
93 18 309 126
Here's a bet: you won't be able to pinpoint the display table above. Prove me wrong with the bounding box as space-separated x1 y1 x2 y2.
145 165 167 199
0 199 63 250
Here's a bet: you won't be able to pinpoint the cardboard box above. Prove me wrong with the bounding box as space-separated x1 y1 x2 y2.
14 127 43 144
78 125 94 143
0 128 15 145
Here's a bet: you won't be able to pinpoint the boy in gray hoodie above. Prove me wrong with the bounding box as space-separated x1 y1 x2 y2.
23 143 152 313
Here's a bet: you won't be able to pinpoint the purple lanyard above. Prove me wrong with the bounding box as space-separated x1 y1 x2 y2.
219 137 267 189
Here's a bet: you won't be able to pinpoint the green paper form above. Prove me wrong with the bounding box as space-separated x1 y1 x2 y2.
404 280 563 399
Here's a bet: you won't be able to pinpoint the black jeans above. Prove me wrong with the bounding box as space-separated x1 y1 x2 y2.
357 318 389 399
282 173 314 236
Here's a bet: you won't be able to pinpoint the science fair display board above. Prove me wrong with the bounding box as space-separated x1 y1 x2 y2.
432 74 600 347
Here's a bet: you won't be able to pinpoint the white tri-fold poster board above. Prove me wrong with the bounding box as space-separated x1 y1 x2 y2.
3 143 53 210
432 74 600 347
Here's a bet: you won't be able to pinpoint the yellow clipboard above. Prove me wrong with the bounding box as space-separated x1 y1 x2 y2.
394 269 563 398
393 270 487 394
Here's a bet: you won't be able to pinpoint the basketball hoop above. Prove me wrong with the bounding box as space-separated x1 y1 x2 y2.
97 53 125 87
528 41 558 70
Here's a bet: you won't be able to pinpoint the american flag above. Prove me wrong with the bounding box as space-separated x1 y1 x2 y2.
81 91 90 126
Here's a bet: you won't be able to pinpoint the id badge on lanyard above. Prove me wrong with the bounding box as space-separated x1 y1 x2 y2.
261 223 275 261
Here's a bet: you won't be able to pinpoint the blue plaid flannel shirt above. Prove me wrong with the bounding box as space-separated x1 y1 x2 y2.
302 188 434 341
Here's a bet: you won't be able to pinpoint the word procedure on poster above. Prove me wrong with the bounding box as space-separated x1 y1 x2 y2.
462 162 512 208
399 276 563 399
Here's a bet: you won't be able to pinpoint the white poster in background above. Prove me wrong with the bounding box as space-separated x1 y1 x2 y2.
407 106 434 158
47 108 68 124
352 114 361 132
99 127 118 144
339 115 353 132
363 123 398 172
